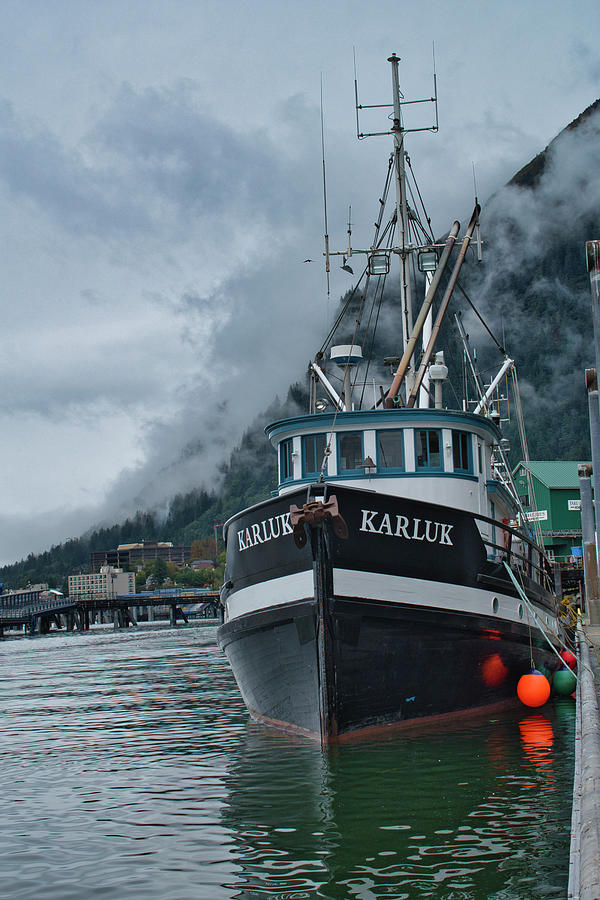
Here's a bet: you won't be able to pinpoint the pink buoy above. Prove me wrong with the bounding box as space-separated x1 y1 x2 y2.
560 649 577 670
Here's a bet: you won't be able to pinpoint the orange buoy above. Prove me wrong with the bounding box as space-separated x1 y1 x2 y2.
517 669 551 708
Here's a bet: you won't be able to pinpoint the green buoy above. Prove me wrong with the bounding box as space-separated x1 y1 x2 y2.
553 668 577 696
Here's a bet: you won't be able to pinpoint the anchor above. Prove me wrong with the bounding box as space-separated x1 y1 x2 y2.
289 494 348 548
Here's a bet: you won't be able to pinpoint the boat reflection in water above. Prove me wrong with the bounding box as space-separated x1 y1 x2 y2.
220 704 573 899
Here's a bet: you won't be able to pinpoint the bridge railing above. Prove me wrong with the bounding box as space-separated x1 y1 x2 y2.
0 597 75 620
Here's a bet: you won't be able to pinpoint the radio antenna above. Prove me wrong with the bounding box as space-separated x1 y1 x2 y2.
472 162 483 261
320 74 331 297
353 47 361 139
347 205 352 256
432 42 439 132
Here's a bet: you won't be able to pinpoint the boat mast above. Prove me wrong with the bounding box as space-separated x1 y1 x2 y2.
389 54 414 371
321 53 440 409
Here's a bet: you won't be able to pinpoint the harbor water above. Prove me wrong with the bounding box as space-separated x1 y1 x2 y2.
0 623 574 899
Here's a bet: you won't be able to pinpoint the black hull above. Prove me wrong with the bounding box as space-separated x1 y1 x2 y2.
218 595 557 740
217 483 561 741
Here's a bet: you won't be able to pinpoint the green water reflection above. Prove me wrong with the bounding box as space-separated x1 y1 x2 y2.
0 625 574 899
222 701 574 899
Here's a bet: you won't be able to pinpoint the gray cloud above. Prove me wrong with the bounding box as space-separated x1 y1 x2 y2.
0 0 598 564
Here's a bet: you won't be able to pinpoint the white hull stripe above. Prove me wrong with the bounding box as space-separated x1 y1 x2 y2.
333 568 559 635
224 567 559 637
225 570 314 623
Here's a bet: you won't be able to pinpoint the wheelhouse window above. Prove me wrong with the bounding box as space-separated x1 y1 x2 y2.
338 431 363 473
452 431 473 473
279 438 294 482
415 429 442 470
302 433 327 478
377 430 403 471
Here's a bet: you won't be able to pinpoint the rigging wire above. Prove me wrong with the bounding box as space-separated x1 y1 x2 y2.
510 367 544 547
356 210 398 408
317 300 365 481
357 268 389 408
505 562 578 675
455 281 506 356
317 203 397 359
373 156 395 244
315 164 400 472
317 271 367 358
405 154 435 242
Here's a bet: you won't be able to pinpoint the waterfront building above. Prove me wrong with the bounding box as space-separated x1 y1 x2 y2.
513 460 587 562
90 541 191 572
0 583 51 606
68 566 135 601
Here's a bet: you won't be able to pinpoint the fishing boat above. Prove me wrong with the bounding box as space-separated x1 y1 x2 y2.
217 54 562 741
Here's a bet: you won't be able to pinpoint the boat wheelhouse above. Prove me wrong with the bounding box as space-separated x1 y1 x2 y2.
270 408 514 520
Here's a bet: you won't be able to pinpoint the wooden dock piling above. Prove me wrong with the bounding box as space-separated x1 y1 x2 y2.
569 624 600 899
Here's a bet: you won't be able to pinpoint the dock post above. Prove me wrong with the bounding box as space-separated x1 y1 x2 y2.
569 624 600 899
169 604 176 626
553 562 562 600
148 604 154 622
579 464 600 624
585 368 600 565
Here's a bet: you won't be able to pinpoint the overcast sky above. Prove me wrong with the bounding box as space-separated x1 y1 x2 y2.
0 0 598 566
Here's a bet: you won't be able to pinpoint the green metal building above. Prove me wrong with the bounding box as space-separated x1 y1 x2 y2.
513 461 588 562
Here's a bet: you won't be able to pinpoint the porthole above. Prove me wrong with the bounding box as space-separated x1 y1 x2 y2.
518 604 524 620
492 596 499 614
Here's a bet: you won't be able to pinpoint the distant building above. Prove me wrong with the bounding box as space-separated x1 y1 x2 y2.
190 559 215 570
0 584 50 606
90 541 192 573
513 460 587 562
69 566 135 601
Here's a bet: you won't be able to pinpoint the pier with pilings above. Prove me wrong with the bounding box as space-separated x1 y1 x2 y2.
568 623 600 900
0 588 221 637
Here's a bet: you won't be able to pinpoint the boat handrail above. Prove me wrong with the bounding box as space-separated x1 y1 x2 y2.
476 532 553 594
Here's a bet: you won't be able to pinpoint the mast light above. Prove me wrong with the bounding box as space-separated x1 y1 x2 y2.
368 253 390 275
418 250 438 272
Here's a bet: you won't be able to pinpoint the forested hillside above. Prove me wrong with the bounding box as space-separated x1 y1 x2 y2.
2 100 598 589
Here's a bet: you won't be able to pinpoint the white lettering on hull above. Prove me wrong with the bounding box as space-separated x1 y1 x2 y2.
237 508 454 552
237 512 293 551
360 509 454 546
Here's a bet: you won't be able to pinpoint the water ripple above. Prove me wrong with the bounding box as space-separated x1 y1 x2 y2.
0 623 573 898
